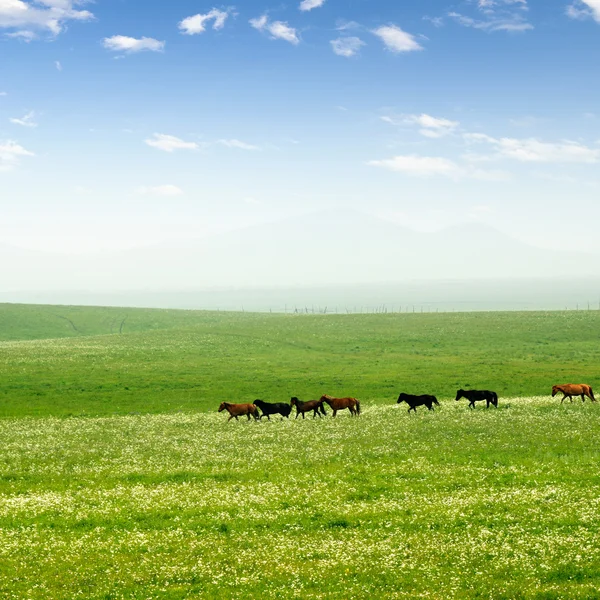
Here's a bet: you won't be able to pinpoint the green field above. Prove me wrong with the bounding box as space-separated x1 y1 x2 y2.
1 304 600 598
1 303 599 417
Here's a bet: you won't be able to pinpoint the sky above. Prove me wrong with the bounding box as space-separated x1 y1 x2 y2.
1 0 600 256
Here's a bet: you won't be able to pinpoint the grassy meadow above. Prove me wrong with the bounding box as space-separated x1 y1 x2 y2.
1 303 600 598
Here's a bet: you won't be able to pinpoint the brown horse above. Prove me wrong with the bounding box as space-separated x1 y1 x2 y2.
320 395 361 417
552 384 595 404
290 397 327 419
218 402 259 421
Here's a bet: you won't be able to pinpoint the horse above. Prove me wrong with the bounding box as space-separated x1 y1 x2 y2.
455 389 498 409
320 395 361 417
218 402 259 421
253 399 292 420
552 384 595 404
290 397 327 419
397 393 439 413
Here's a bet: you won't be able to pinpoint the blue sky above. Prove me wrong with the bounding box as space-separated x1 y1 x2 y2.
1 0 600 254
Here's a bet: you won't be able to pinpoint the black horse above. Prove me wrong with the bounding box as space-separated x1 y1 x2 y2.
455 389 498 409
397 393 439 413
253 399 292 420
290 397 327 419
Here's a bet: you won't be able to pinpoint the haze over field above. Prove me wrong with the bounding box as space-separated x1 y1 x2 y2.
1 0 599 305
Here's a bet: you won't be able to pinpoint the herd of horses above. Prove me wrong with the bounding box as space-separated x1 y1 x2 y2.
217 383 595 421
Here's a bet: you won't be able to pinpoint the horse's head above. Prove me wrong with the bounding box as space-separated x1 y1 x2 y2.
290 397 298 406
432 396 440 405
455 389 465 401
551 386 559 397
397 394 406 404
320 395 332 403
218 402 227 412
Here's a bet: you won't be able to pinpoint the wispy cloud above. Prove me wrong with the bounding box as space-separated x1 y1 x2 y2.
299 0 325 11
448 0 532 32
145 134 199 152
368 154 508 181
383 113 459 138
464 133 600 163
250 15 300 45
103 36 165 53
179 9 230 35
372 25 423 53
330 36 365 57
218 139 261 151
566 1 600 22
0 0 94 38
6 29 37 41
0 140 34 172
55 60 62 71
9 111 37 128
136 185 184 196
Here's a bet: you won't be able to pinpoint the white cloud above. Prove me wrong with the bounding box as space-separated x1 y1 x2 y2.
145 133 199 152
566 1 600 22
137 185 184 197
218 139 261 151
448 0 532 32
331 36 365 57
179 9 230 35
369 155 462 178
250 14 299 45
299 0 325 11
6 29 36 40
0 91 7 96
0 0 93 37
0 139 34 171
55 60 62 70
372 25 422 53
381 113 459 137
9 110 37 127
369 154 509 181
103 35 165 53
464 133 600 163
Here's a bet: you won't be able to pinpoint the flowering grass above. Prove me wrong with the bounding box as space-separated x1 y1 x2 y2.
1 399 600 598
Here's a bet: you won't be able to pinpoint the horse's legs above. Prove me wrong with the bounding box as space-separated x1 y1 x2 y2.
302 412 305 419
333 410 337 418
581 394 585 403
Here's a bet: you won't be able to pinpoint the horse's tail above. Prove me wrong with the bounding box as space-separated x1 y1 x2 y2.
492 392 498 407
356 399 361 415
589 386 596 402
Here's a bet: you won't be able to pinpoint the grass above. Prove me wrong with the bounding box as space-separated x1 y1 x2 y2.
1 303 600 598
1 304 600 417
1 401 600 598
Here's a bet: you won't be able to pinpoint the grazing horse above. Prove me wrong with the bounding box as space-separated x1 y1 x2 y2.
253 399 292 420
455 389 498 409
320 395 361 417
397 393 439 413
552 384 595 404
218 402 259 422
290 397 327 419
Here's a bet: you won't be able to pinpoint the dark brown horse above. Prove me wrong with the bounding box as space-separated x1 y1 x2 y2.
320 395 361 417
397 393 439 413
455 389 498 409
552 384 595 404
290 397 326 419
218 402 259 421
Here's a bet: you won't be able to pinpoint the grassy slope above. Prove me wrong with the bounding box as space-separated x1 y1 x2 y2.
1 304 600 417
2 304 600 598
